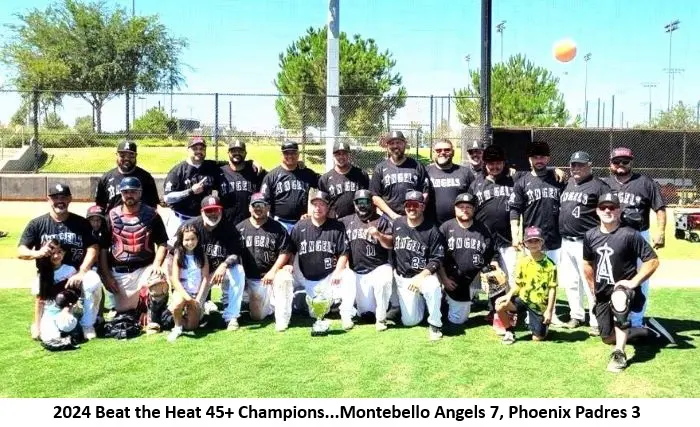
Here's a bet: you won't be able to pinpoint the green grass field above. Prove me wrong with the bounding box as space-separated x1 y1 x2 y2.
1 287 698 398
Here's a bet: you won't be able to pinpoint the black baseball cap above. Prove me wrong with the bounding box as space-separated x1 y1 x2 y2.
249 192 268 206
454 193 477 207
404 190 424 204
483 145 506 162
598 193 621 208
117 140 137 153
570 151 591 164
383 131 406 143
201 195 223 211
310 191 330 205
353 189 373 201
48 183 72 197
228 139 246 150
526 141 551 157
188 136 206 148
281 141 299 152
333 141 351 153
466 140 483 152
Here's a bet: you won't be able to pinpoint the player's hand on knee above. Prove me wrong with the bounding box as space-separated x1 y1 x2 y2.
442 277 457 292
262 270 276 286
66 272 84 289
105 278 120 295
211 265 227 285
615 279 636 290
653 235 665 249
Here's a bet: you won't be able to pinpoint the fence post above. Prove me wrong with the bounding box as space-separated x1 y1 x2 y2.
214 93 219 162
301 94 307 163
32 90 40 173
125 90 131 137
429 95 434 151
682 131 687 206
611 95 615 130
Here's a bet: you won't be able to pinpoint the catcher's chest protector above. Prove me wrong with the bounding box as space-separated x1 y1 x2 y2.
109 205 157 264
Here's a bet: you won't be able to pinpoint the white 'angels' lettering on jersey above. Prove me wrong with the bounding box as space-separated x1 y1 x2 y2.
617 191 642 207
383 173 418 186
525 187 560 205
430 177 462 188
595 243 615 286
474 185 512 204
205 243 225 259
328 181 359 197
446 236 485 252
561 191 590 205
275 179 308 195
298 239 336 256
394 236 426 254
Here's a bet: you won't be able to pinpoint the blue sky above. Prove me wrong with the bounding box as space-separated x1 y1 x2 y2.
1 0 699 132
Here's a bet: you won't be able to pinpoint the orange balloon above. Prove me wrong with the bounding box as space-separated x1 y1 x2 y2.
553 39 577 62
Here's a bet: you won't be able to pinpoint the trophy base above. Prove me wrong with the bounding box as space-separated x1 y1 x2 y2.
310 320 330 337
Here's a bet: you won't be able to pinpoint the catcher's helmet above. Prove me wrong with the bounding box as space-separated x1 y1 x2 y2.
119 176 142 192
353 189 373 201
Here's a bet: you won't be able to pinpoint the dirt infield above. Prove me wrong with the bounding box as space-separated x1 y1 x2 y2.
1 201 699 289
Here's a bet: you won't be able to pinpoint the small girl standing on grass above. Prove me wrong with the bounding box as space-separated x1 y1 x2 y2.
168 224 210 342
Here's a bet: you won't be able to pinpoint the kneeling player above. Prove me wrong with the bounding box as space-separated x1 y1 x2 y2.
392 191 445 341
237 193 295 332
438 193 500 325
583 193 661 373
288 191 357 330
341 190 394 331
496 226 557 344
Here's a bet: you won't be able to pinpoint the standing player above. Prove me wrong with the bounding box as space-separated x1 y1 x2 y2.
583 193 661 373
217 139 266 226
318 141 370 219
426 139 474 225
464 140 485 175
558 151 611 332
438 193 500 326
341 190 394 331
602 147 667 328
19 183 103 340
163 136 221 242
370 131 430 220
288 191 356 331
237 193 295 332
392 190 445 341
260 141 320 233
95 140 160 213
100 177 169 312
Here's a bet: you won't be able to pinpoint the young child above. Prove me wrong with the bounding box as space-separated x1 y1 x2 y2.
495 226 557 344
86 205 116 319
168 224 210 342
31 239 83 350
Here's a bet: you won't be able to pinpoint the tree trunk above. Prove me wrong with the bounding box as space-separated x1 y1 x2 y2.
95 101 103 133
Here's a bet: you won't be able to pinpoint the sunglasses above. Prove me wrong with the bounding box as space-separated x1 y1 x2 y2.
598 205 619 212
611 159 631 166
434 148 452 153
404 201 422 210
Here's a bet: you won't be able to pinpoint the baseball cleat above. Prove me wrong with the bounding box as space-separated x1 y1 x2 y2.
375 321 388 332
607 350 627 373
83 326 96 341
226 319 240 331
429 325 442 341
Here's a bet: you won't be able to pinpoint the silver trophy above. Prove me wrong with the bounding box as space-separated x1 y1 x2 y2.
306 282 332 336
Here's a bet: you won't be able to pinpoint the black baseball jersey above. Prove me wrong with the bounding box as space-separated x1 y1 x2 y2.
289 218 348 281
340 213 393 274
179 216 242 271
95 166 160 212
164 160 221 217
318 166 370 219
439 219 497 301
369 157 430 216
260 166 320 222
468 172 523 248
92 227 111 249
426 163 474 225
19 213 97 272
583 225 657 295
217 161 265 225
236 218 291 280
392 216 445 278
509 171 566 250
559 176 611 239
602 173 666 231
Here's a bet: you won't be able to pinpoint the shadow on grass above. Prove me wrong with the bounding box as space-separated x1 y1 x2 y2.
627 317 700 366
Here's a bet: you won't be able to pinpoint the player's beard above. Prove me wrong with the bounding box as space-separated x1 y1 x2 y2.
611 165 631 178
203 213 221 227
118 159 136 174
436 154 453 168
355 206 373 221
123 197 137 207
229 152 245 166
52 201 68 215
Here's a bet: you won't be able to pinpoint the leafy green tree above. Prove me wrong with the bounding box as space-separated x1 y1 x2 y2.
74 115 94 134
274 27 406 138
132 107 171 135
649 102 699 130
1 0 188 132
454 54 571 127
43 111 67 129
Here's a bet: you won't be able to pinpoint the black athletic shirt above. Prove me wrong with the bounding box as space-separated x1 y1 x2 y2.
559 175 611 239
369 157 429 216
469 171 527 248
583 225 657 295
164 160 221 217
236 218 291 280
318 166 370 219
260 166 320 222
289 218 349 281
179 216 242 271
340 213 393 274
95 166 160 212
602 173 666 232
439 219 497 301
19 213 97 272
217 161 265 226
509 171 566 250
426 163 474 225
392 216 445 278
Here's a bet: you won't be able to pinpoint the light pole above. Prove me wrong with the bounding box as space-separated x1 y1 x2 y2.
583 53 591 126
496 21 506 63
131 0 137 125
642 82 657 125
664 19 679 111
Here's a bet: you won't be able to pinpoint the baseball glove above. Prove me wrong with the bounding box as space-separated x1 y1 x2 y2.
480 266 507 295
181 299 202 331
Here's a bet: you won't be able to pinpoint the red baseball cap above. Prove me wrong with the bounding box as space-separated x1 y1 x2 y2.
610 147 634 160
200 195 222 211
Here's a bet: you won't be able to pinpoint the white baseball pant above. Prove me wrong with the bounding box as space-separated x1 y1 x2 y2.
246 270 294 330
297 269 357 321
446 294 471 325
32 270 103 329
111 266 152 312
559 237 597 326
393 271 443 328
221 264 247 323
630 229 651 328
165 211 195 247
347 264 392 323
